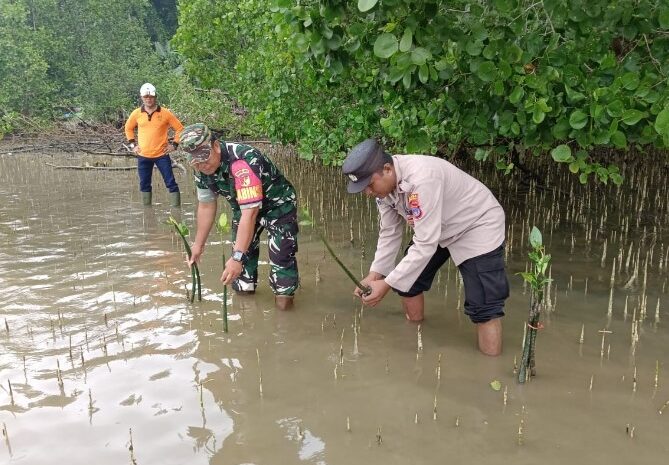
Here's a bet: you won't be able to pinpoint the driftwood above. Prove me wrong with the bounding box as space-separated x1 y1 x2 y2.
45 162 135 171
44 161 187 175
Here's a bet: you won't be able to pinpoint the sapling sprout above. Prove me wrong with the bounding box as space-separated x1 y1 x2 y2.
216 212 230 332
167 216 201 302
298 208 371 295
517 227 552 383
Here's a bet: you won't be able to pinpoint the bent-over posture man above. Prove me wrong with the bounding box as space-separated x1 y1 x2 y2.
180 123 299 310
343 139 509 356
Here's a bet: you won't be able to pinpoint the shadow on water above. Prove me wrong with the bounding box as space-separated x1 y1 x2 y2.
0 144 668 464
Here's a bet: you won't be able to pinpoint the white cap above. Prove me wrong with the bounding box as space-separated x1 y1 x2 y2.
140 83 156 96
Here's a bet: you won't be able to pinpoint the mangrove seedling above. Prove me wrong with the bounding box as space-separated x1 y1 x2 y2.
216 212 230 332
518 226 552 383
167 216 201 302
298 207 371 295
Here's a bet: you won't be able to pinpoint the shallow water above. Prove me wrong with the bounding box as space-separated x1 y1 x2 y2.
0 147 668 464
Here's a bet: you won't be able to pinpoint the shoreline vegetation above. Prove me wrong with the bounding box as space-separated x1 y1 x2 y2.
2 1 669 182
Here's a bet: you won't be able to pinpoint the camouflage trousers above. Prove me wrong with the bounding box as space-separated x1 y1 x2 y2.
231 210 299 296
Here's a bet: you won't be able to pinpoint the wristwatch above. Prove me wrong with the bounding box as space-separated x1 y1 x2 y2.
231 250 248 264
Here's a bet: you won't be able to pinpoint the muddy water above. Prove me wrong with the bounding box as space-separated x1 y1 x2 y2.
0 147 667 465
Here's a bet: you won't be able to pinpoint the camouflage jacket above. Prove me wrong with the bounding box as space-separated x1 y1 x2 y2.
194 141 296 221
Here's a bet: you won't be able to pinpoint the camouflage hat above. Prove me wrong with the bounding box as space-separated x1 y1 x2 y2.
179 123 213 163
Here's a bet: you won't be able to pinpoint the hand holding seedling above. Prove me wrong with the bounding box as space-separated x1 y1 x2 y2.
167 216 202 302
357 279 391 307
221 258 243 285
188 242 204 267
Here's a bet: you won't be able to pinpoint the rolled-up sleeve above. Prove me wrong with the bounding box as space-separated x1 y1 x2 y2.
196 186 217 203
385 181 442 292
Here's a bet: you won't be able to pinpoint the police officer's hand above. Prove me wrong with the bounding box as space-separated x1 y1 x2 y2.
221 257 243 285
188 243 204 268
354 272 384 298
360 280 391 307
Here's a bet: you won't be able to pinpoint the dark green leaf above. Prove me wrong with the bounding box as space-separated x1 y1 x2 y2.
610 130 627 148
654 107 669 136
569 110 588 129
476 61 497 82
621 109 645 126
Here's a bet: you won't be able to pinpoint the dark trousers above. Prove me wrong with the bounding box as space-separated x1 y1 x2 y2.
394 243 509 323
137 155 179 193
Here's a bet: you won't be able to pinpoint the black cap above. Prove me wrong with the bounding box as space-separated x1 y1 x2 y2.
342 139 388 193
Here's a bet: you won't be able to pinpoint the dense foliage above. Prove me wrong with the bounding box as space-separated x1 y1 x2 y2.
0 0 238 135
3 0 669 180
175 0 669 181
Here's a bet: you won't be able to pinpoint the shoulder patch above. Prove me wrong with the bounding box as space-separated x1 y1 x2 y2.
408 192 423 220
232 159 263 203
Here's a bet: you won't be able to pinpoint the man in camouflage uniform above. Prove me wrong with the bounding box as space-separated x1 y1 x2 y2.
180 123 299 309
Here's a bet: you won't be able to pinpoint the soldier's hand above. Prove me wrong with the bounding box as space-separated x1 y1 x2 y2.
221 257 243 285
188 243 204 267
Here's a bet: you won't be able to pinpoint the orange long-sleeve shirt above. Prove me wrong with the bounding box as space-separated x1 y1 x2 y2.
124 106 184 158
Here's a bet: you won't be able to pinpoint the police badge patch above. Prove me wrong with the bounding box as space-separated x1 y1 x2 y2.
408 192 423 219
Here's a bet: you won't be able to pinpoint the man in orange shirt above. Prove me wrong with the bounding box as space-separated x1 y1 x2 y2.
124 83 184 206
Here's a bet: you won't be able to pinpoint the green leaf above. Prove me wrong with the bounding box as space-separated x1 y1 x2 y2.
620 72 640 90
374 33 399 59
476 61 497 82
569 161 580 173
659 8 669 28
565 85 585 104
621 109 645 126
579 173 588 184
569 110 588 130
402 70 412 88
217 213 229 232
610 173 623 185
654 107 669 136
532 108 545 124
509 86 524 104
399 28 413 52
610 130 627 148
606 100 624 117
418 64 429 83
474 148 490 161
406 132 430 153
357 0 378 12
490 379 502 391
529 226 543 248
465 40 483 56
551 144 572 162
411 47 432 66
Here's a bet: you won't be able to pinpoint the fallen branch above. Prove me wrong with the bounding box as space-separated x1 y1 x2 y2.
45 163 135 171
